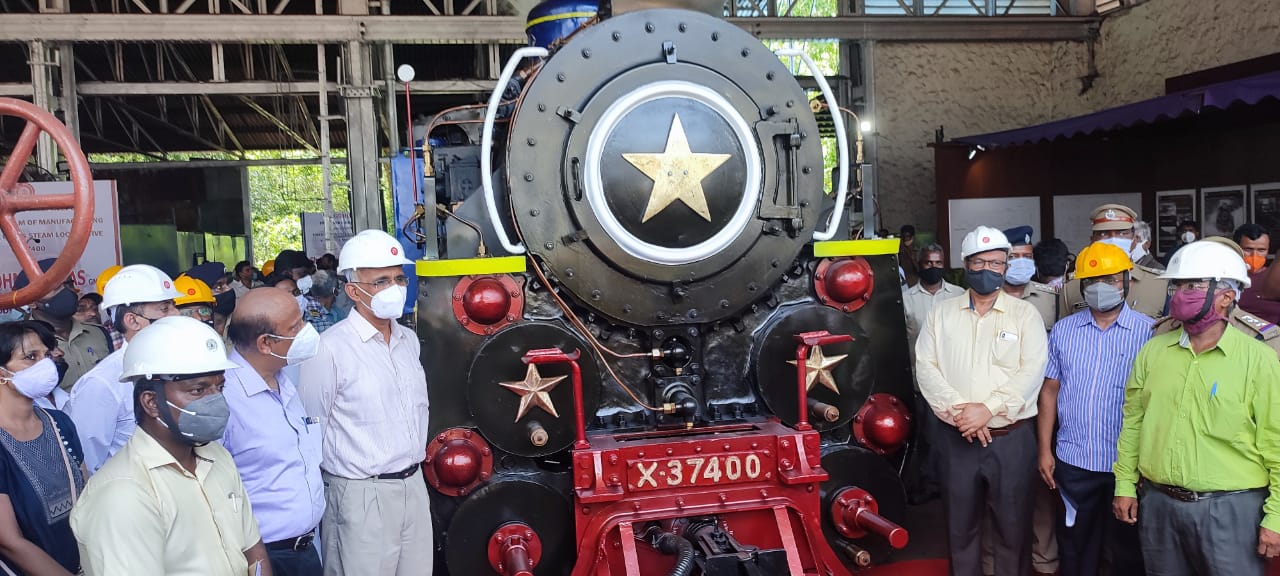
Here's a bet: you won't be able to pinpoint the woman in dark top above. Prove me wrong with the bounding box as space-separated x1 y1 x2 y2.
0 321 85 575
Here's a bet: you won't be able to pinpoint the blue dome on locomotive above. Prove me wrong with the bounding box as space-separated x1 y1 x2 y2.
525 0 598 49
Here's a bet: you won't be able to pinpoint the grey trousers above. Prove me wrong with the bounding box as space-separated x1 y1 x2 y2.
320 469 434 576
1139 486 1267 576
935 419 1037 576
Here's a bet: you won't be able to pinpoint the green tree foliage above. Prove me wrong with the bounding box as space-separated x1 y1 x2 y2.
246 150 350 265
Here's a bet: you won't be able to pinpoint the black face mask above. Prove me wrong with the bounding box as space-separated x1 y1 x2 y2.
966 269 1004 295
40 288 78 319
53 357 69 383
214 290 236 317
919 267 946 285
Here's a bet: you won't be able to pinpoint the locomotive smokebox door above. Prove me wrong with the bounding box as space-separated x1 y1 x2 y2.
507 8 824 328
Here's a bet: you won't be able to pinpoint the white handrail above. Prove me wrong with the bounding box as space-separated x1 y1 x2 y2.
481 46 548 255
775 48 849 242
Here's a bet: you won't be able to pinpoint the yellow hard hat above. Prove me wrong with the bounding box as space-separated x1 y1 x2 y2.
173 275 216 306
95 265 123 295
261 259 276 277
1075 242 1133 280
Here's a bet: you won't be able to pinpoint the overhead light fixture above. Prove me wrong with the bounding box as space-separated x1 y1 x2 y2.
968 144 986 160
859 120 872 133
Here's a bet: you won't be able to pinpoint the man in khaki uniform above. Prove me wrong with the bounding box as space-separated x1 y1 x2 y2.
15 258 112 390
1153 236 1280 355
1002 226 1059 332
1058 204 1168 320
995 225 1058 576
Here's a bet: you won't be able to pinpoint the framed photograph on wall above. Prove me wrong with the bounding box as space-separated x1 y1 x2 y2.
1251 182 1280 253
1155 189 1196 257
1201 185 1248 238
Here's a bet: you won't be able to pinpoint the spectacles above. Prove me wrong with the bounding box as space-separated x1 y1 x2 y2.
1081 276 1124 287
350 275 410 291
966 258 1007 271
179 306 214 320
1169 280 1212 293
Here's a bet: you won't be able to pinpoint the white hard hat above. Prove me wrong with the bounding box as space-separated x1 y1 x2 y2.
1161 240 1251 289
337 229 413 274
960 226 1012 260
101 264 182 313
119 316 240 382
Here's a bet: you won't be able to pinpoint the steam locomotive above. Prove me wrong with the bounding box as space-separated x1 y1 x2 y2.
402 3 916 574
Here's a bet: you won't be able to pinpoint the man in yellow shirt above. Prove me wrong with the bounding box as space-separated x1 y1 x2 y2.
71 316 272 576
916 226 1049 576
1113 240 1280 575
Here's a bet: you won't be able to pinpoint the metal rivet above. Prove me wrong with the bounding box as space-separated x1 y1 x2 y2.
612 31 621 41
544 242 554 250
524 172 534 182
537 103 546 111
786 100 794 108
719 300 729 309
711 32 719 41
556 73 566 82
741 48 750 57
623 305 632 313
802 167 812 174
527 137 536 146
529 208 540 216
591 290 601 300
645 22 655 32
581 48 591 58
766 71 775 80
678 23 687 32
565 268 575 278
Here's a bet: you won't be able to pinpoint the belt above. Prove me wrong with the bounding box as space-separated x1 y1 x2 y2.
987 418 1030 438
1146 481 1266 503
375 463 422 480
266 529 315 552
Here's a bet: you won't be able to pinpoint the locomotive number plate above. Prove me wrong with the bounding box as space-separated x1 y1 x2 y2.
629 452 765 491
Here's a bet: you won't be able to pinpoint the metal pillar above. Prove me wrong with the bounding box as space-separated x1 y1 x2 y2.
28 40 58 173
861 40 879 235
342 40 385 232
58 44 79 143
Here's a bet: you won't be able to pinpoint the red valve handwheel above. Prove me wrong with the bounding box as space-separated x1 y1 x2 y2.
0 98 94 309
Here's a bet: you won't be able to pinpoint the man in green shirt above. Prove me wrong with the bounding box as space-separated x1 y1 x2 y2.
1113 240 1280 575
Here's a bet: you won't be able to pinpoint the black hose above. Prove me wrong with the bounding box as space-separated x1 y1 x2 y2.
655 533 695 576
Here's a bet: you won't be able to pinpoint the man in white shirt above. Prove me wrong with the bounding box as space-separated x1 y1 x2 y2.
901 242 964 505
298 230 432 576
916 226 1049 576
903 242 964 356
65 264 181 473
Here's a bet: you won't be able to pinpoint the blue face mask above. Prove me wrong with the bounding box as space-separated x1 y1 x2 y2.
1003 257 1036 286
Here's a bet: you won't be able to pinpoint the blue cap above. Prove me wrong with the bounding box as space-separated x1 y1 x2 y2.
13 258 59 290
1002 226 1034 246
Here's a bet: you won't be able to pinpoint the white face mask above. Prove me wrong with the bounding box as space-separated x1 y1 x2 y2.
296 275 314 294
1182 231 1196 243
356 284 407 320
267 323 320 366
1 357 59 400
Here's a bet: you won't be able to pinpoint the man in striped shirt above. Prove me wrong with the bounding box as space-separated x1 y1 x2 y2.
1037 242 1150 576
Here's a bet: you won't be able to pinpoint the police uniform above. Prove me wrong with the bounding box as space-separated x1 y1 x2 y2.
1153 309 1280 356
58 319 112 391
1020 282 1059 332
1058 263 1168 321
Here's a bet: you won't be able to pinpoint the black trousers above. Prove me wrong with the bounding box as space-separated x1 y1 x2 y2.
1054 459 1143 576
934 418 1037 576
267 543 323 576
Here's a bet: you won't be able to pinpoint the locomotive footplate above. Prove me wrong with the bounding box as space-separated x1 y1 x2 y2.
570 420 857 576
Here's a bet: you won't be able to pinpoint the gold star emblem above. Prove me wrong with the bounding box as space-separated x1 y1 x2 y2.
498 364 566 422
622 114 731 223
787 345 848 395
